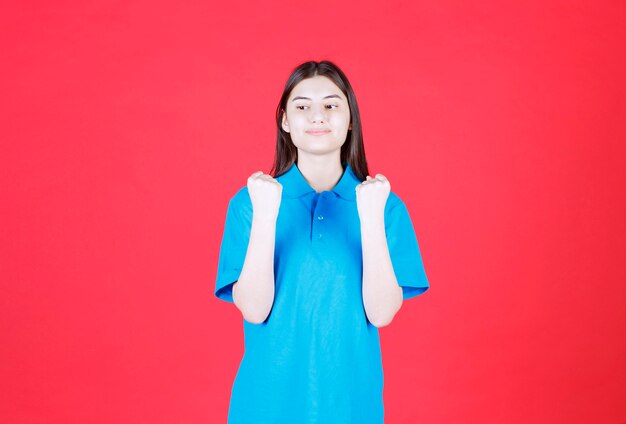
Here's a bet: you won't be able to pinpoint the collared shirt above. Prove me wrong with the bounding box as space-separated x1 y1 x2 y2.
215 161 429 423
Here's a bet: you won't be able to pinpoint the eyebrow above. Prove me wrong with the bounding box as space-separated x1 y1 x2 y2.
291 94 343 102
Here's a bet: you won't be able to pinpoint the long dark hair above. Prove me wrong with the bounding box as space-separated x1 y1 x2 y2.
270 60 369 181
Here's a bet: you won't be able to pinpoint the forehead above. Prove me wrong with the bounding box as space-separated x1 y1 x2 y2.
288 75 345 101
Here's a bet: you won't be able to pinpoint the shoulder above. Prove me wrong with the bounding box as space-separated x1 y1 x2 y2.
384 191 405 213
226 186 252 222
230 185 251 206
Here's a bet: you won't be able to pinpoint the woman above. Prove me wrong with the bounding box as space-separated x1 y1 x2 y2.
215 60 429 423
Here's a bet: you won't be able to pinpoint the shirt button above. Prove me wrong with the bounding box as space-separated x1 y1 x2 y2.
317 215 324 220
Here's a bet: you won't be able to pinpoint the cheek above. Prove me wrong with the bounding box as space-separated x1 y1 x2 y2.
290 115 308 130
332 114 351 129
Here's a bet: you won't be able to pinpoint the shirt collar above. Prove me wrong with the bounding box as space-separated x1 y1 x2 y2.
277 161 362 201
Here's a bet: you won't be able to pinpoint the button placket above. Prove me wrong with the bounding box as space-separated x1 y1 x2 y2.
312 193 328 244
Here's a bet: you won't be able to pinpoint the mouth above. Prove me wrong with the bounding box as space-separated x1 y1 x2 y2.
306 129 331 136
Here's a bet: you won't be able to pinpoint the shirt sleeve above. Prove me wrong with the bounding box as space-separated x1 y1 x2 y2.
385 197 430 300
214 190 252 303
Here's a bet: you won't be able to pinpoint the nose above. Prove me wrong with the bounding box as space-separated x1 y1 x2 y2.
309 104 327 123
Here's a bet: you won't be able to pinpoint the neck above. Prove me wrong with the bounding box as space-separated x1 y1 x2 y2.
296 153 344 193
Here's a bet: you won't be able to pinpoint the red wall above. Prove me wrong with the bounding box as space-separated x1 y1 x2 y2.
2 1 624 423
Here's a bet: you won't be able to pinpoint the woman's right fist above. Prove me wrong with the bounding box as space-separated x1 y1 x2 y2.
247 171 283 221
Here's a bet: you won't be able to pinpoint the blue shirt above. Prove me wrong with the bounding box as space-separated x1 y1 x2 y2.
215 161 429 423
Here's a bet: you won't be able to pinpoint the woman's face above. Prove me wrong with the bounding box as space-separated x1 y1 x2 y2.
281 75 352 157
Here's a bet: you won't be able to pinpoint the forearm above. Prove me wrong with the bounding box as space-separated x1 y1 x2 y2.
232 214 276 324
361 217 403 327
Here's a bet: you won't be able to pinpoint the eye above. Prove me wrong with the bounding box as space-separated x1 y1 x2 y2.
295 105 308 110
325 104 338 109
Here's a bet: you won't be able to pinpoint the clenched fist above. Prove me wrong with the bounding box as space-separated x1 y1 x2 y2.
247 171 283 221
355 174 391 223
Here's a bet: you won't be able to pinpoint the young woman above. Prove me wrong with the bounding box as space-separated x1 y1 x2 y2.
214 60 429 423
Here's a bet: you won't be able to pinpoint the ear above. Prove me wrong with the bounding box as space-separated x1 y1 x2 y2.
281 111 290 133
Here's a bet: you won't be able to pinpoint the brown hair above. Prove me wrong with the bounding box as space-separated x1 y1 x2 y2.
270 60 369 181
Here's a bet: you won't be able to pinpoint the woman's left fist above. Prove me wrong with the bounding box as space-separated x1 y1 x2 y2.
355 174 391 222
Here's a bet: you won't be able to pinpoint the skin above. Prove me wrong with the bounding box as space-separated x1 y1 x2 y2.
233 75 403 327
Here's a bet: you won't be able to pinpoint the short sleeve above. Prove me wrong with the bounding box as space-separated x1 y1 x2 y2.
214 190 252 303
385 197 430 300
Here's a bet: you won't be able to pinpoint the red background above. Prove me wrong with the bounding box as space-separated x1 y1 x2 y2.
2 1 625 423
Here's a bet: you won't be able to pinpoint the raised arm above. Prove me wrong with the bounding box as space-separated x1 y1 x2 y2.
232 171 282 324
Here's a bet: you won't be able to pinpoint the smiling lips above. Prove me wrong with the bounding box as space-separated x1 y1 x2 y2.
306 129 331 136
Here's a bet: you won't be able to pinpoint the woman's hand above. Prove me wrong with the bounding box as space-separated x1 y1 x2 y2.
247 171 283 221
355 174 390 223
